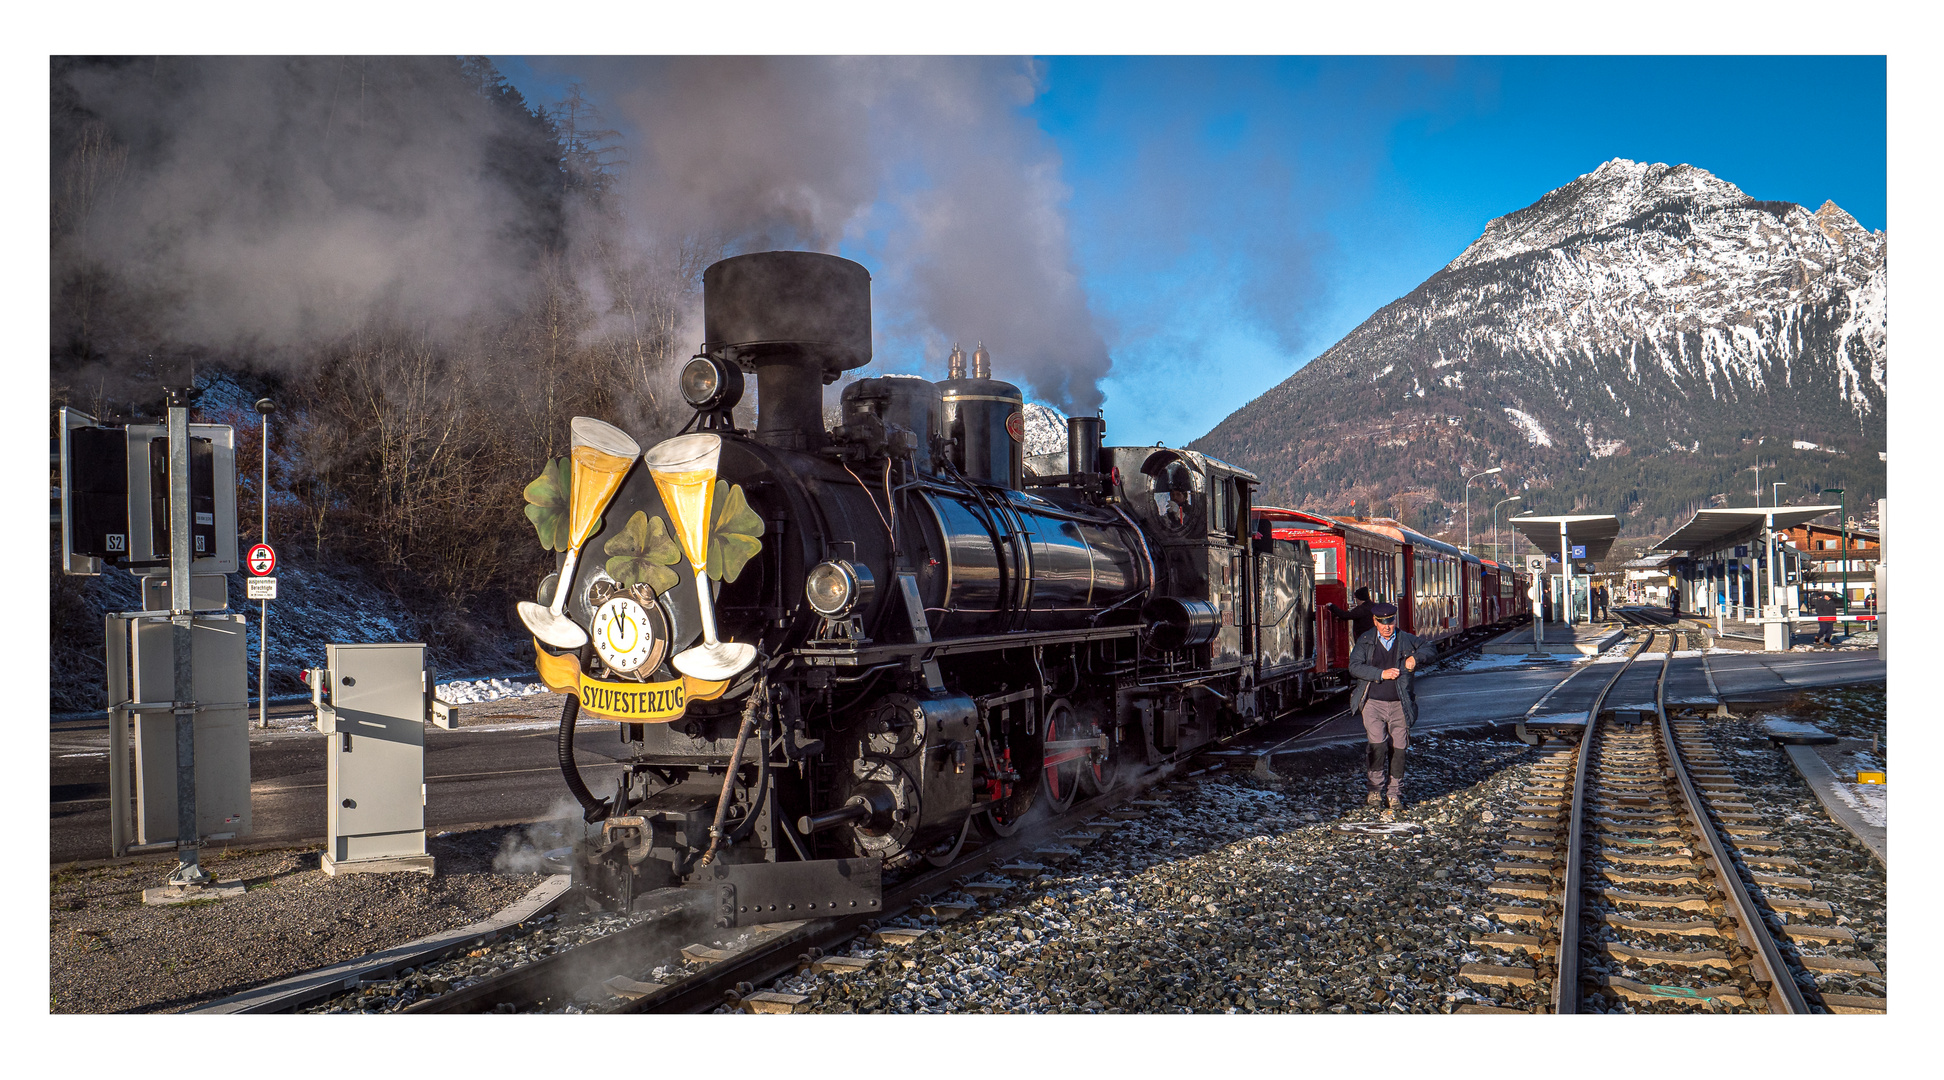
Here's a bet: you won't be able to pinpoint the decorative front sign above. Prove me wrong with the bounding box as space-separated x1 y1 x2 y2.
591 595 662 674
247 543 276 576
1005 409 1025 443
533 643 730 722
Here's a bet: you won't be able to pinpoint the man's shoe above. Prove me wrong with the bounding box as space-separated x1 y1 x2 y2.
1386 793 1404 810
1366 791 1383 807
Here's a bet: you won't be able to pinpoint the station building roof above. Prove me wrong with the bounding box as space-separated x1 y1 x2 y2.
1505 514 1622 562
1651 506 1841 554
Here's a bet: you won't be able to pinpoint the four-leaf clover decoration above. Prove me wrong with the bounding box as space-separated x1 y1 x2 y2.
708 481 765 583
522 457 580 552
603 511 684 596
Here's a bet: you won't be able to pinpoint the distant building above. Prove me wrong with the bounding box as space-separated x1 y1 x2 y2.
1779 521 1879 605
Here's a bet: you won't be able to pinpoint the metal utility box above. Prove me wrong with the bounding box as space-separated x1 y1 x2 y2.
313 643 442 876
112 614 253 845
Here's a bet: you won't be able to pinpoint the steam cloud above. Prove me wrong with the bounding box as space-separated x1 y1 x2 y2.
573 56 1113 412
56 56 1115 412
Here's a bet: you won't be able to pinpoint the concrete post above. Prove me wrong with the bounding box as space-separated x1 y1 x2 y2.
1558 521 1571 626
1875 498 1887 664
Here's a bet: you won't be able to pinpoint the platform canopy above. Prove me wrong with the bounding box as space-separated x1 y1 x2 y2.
1651 506 1841 553
1506 514 1622 563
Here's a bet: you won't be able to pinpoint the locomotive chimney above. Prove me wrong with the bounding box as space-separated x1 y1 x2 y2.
971 342 991 379
947 343 966 381
702 251 873 452
1068 414 1103 479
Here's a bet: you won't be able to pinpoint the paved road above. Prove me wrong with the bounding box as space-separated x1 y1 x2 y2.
50 648 1881 866
50 698 624 866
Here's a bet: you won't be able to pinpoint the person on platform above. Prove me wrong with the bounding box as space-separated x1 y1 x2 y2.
1325 585 1379 646
1347 603 1437 810
1811 590 1838 646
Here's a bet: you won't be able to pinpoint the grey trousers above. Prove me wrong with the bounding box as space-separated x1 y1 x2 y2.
1362 698 1409 795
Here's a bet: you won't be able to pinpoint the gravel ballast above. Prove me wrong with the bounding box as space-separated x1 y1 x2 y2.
50 827 548 1014
718 730 1565 1014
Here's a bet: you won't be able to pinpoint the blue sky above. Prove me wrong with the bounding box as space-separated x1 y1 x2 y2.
497 55 1886 448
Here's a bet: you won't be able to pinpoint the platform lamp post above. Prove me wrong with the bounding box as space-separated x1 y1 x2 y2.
1464 467 1501 552
1493 496 1521 562
254 398 275 729
1823 487 1847 639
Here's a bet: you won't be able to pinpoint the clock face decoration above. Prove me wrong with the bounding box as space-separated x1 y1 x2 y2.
591 596 662 675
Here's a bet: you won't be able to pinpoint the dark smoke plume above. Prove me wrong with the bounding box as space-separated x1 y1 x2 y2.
564 56 1113 412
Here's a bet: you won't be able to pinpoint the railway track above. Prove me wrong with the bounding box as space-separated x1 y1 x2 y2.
386 737 1255 1014
1460 622 1870 1013
369 627 1523 1015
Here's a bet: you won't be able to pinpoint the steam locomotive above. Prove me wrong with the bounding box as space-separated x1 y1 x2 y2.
523 250 1527 920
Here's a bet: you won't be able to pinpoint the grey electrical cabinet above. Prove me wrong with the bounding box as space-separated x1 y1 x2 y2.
314 643 440 876
121 614 253 845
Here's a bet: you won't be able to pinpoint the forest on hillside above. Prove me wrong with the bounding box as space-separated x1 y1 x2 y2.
50 57 712 707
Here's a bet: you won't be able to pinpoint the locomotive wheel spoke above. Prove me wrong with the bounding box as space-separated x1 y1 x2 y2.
1041 698 1080 813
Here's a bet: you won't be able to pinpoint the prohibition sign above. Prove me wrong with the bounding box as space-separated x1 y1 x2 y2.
247 543 277 577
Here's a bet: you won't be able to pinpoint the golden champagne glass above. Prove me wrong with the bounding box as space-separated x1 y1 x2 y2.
518 416 642 650
643 432 757 680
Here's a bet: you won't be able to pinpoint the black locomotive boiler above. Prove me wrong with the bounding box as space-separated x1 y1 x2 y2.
526 250 1315 920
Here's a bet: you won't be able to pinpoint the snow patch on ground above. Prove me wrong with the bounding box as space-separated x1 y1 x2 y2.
1457 652 1562 672
436 678 551 705
1829 779 1886 828
1503 407 1552 447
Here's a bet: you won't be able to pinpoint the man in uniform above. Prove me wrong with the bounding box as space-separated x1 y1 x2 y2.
1348 602 1438 809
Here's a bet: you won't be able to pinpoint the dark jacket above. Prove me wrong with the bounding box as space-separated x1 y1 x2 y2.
1328 600 1378 644
1348 627 1438 726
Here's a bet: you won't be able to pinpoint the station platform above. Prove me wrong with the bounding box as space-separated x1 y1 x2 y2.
1479 621 1623 656
1703 613 1878 651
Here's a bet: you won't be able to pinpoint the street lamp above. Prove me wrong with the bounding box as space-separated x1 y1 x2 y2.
1493 496 1522 562
1772 482 1784 507
1823 487 1847 636
1464 467 1502 551
254 397 275 729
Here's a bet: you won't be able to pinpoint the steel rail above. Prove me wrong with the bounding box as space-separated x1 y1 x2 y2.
1654 629 1809 1015
1552 627 1656 1014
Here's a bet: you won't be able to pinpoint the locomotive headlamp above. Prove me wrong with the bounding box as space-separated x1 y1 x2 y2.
806 559 875 617
680 355 745 412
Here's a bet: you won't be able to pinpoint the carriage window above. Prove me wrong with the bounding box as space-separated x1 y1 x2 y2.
1210 477 1231 536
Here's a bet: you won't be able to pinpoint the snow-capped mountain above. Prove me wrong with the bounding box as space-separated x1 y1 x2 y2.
1022 401 1069 457
1190 159 1885 535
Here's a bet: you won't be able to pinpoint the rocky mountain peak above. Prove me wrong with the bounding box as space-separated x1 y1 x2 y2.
1187 159 1885 541
1446 158 1752 272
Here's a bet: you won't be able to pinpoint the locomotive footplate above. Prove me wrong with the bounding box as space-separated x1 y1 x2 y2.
689 857 883 928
